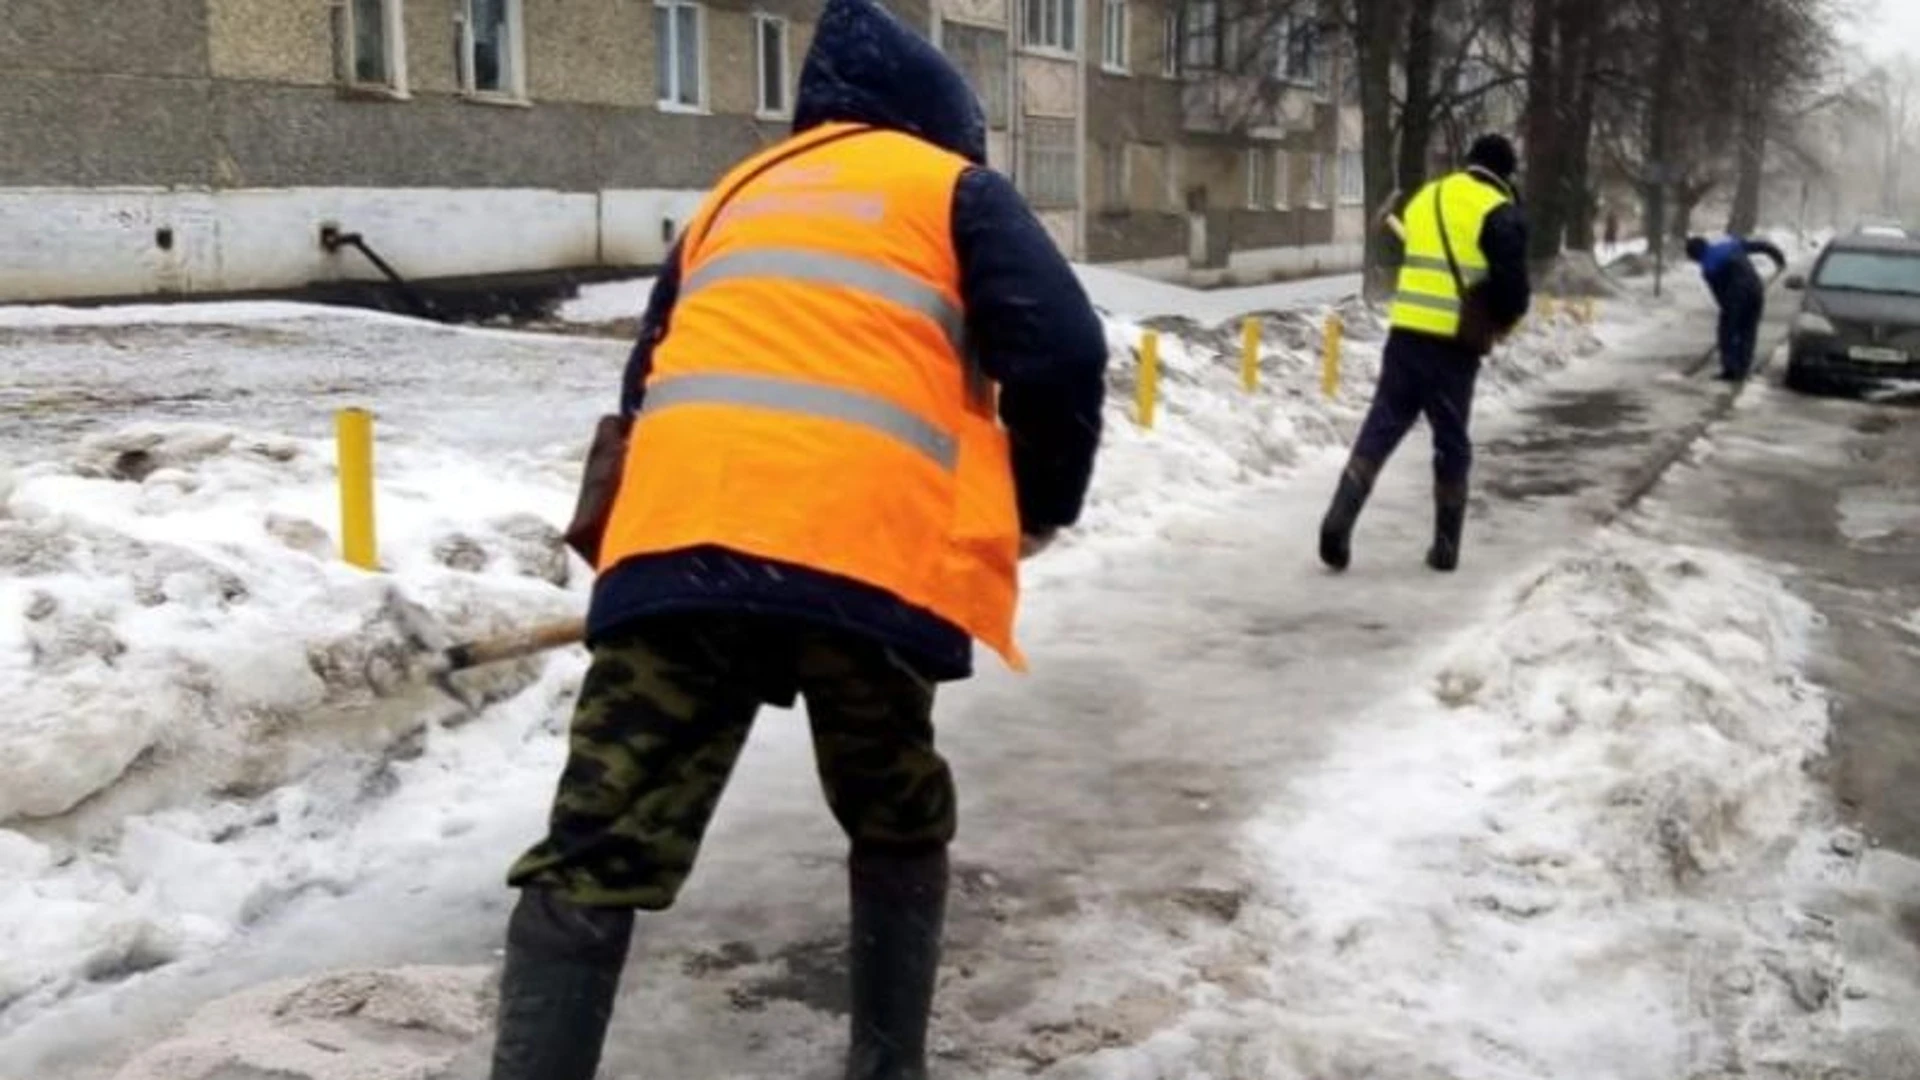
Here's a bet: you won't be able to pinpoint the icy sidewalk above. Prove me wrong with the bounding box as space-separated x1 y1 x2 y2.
3 292 1647 1078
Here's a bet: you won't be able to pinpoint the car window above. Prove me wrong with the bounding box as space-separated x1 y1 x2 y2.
1812 250 1920 295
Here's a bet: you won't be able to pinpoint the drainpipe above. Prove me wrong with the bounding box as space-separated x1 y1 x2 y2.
318 224 433 318
1074 0 1089 259
1009 9 1024 190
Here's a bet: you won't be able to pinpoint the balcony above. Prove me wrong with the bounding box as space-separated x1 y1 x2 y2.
1181 76 1323 137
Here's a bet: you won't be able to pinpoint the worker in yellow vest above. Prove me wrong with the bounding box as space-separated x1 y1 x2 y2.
485 1 1109 1078
1319 134 1531 573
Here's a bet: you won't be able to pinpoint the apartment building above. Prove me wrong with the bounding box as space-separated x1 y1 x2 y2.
0 0 1360 304
1078 0 1361 278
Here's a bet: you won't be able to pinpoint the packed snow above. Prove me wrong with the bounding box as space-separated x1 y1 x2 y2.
555 277 654 325
555 264 1368 330
0 259 1891 1079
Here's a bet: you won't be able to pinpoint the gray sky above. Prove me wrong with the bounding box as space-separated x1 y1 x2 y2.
1851 0 1920 61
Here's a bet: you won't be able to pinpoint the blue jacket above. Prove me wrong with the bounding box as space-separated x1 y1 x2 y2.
587 0 1110 681
1699 236 1786 307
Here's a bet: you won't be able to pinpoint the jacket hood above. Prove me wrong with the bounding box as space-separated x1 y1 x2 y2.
1463 165 1516 201
792 0 988 165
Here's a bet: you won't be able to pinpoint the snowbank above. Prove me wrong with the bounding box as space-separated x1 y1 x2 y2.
556 277 654 325
0 279 1605 1066
0 424 584 1022
1071 264 1364 323
1015 292 1601 573
553 264 1367 329
107 967 490 1080
0 301 427 331
1049 532 1845 1078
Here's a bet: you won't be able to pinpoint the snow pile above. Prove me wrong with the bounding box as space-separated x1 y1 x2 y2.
1057 533 1842 1078
0 423 583 1020
556 277 652 325
1063 297 1598 558
107 967 490 1080
555 264 1369 329
1073 264 1365 323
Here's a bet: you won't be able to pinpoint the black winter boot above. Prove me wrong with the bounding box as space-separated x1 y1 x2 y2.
489 888 635 1080
845 845 949 1080
1318 458 1379 571
1426 483 1469 572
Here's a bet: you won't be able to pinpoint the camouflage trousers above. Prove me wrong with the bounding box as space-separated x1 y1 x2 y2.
507 613 957 910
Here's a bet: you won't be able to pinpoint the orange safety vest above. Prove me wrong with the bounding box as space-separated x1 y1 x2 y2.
596 122 1028 669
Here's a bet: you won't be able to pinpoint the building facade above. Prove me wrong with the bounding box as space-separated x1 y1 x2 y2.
0 0 1360 304
1080 0 1360 280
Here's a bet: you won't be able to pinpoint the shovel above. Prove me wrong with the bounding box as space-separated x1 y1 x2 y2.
379 589 588 709
427 617 588 687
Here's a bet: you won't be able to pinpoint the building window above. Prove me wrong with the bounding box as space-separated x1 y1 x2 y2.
459 0 523 98
1101 0 1128 72
1160 10 1179 77
1273 149 1291 209
1183 0 1218 71
1020 117 1078 208
1023 0 1076 54
939 21 1010 128
1338 149 1364 205
1307 153 1329 206
655 0 704 109
334 0 407 93
755 15 789 117
1245 148 1269 210
1274 14 1322 88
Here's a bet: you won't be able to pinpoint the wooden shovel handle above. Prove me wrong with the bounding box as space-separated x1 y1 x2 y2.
442 617 587 672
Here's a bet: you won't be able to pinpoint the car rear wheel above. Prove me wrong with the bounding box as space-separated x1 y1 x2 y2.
1784 355 1816 394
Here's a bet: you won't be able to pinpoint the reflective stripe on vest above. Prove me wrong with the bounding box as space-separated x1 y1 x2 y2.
640 372 960 471
1389 173 1509 339
682 247 969 356
1398 254 1488 287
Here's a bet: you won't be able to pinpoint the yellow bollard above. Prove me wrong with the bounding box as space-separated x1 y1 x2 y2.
1136 330 1160 429
336 407 378 570
1321 312 1343 399
1240 316 1260 394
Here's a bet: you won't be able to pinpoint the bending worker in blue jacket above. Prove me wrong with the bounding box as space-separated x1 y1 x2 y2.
1685 233 1787 381
1319 134 1531 574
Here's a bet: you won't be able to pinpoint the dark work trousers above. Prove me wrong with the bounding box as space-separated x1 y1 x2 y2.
1350 329 1483 487
1717 283 1765 379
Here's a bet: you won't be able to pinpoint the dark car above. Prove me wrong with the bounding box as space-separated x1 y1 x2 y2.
1784 234 1920 396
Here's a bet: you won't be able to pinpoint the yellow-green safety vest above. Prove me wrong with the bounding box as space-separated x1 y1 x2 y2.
1389 171 1512 339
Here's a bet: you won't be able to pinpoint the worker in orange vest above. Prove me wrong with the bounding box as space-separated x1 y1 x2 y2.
486 1 1109 1077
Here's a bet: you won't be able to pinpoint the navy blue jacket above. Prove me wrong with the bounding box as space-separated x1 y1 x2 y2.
1466 168 1531 332
587 0 1110 682
1699 237 1786 309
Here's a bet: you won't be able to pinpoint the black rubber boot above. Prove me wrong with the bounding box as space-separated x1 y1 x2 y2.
845 846 949 1080
489 888 635 1080
1426 483 1469 572
1318 459 1379 571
